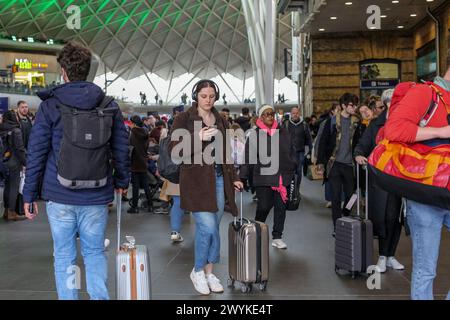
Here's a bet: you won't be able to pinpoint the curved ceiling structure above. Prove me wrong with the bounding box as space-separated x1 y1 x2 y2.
0 0 293 80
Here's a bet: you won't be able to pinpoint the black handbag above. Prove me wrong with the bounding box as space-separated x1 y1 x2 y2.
286 174 300 211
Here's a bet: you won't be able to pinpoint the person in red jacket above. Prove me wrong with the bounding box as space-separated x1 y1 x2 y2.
383 50 450 300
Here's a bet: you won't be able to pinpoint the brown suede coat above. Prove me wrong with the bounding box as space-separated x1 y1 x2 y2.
169 105 239 216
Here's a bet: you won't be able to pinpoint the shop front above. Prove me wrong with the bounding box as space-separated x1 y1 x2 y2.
0 51 59 93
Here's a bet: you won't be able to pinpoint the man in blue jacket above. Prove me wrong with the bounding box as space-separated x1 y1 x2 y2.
23 42 130 300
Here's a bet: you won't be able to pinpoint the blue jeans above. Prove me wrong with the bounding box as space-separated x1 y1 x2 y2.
170 196 183 233
192 175 225 272
406 200 450 300
46 201 109 300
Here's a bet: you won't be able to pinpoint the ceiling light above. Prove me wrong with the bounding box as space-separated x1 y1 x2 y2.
392 0 399 3
397 25 404 29
319 28 325 31
330 16 337 20
381 15 387 18
27 37 34 43
426 0 434 2
410 13 417 17
11 36 17 41
345 2 352 5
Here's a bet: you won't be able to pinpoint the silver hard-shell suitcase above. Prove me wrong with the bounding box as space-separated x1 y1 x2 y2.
115 192 152 300
335 164 373 278
228 192 269 293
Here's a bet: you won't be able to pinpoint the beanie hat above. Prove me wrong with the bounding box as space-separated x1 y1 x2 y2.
258 104 274 118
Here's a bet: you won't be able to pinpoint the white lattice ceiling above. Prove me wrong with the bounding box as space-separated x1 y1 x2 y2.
0 0 293 80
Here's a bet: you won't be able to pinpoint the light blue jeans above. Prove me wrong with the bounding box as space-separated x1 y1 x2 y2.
170 196 183 233
406 200 450 300
192 175 225 272
46 201 109 300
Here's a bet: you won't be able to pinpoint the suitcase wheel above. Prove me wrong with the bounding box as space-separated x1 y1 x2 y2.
258 282 267 291
227 278 235 288
241 283 252 293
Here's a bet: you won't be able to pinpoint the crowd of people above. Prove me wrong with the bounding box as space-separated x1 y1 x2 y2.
1 41 448 301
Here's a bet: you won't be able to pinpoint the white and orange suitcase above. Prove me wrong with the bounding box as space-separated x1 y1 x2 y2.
115 193 152 300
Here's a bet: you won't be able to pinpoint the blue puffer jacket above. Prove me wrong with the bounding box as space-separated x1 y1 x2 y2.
23 81 130 205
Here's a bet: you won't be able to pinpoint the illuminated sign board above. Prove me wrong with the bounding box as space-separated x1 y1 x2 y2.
14 58 48 70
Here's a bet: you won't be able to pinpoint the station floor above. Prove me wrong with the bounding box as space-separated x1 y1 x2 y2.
0 178 448 300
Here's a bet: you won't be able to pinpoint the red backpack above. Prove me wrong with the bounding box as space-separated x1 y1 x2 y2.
375 81 440 144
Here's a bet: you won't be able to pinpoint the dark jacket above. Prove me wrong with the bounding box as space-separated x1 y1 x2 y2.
240 127 297 187
23 81 130 205
353 110 402 237
283 118 312 153
235 116 251 132
169 105 239 215
130 126 149 173
317 113 362 178
0 120 26 171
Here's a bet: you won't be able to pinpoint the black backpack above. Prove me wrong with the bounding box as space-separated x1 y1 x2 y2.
56 96 117 189
0 130 13 163
158 135 179 184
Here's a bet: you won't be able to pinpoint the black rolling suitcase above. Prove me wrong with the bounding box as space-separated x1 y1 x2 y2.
335 163 373 278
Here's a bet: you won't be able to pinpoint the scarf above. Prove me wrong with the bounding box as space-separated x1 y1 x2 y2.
256 118 278 136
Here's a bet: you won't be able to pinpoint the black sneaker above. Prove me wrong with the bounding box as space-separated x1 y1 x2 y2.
127 207 139 214
154 207 168 214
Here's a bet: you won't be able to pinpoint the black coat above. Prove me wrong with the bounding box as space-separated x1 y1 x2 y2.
353 110 402 237
130 126 149 173
235 116 251 132
284 119 313 153
240 127 297 187
0 120 26 171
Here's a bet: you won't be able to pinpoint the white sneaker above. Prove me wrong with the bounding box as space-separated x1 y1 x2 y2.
104 238 110 249
375 256 387 273
170 231 184 243
205 273 224 293
190 268 210 295
387 257 405 270
325 201 332 208
272 239 287 249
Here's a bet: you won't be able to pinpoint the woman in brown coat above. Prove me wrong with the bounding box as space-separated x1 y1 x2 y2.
170 80 243 295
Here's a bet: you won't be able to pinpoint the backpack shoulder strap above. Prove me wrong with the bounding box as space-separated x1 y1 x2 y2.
97 95 115 110
419 85 440 127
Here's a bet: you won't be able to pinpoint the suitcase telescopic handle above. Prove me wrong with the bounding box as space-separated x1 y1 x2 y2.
356 163 369 220
116 191 122 252
234 191 249 226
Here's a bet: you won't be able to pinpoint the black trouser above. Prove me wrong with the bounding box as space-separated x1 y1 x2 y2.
131 172 153 209
329 162 354 228
4 168 21 213
255 186 287 239
379 193 402 257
